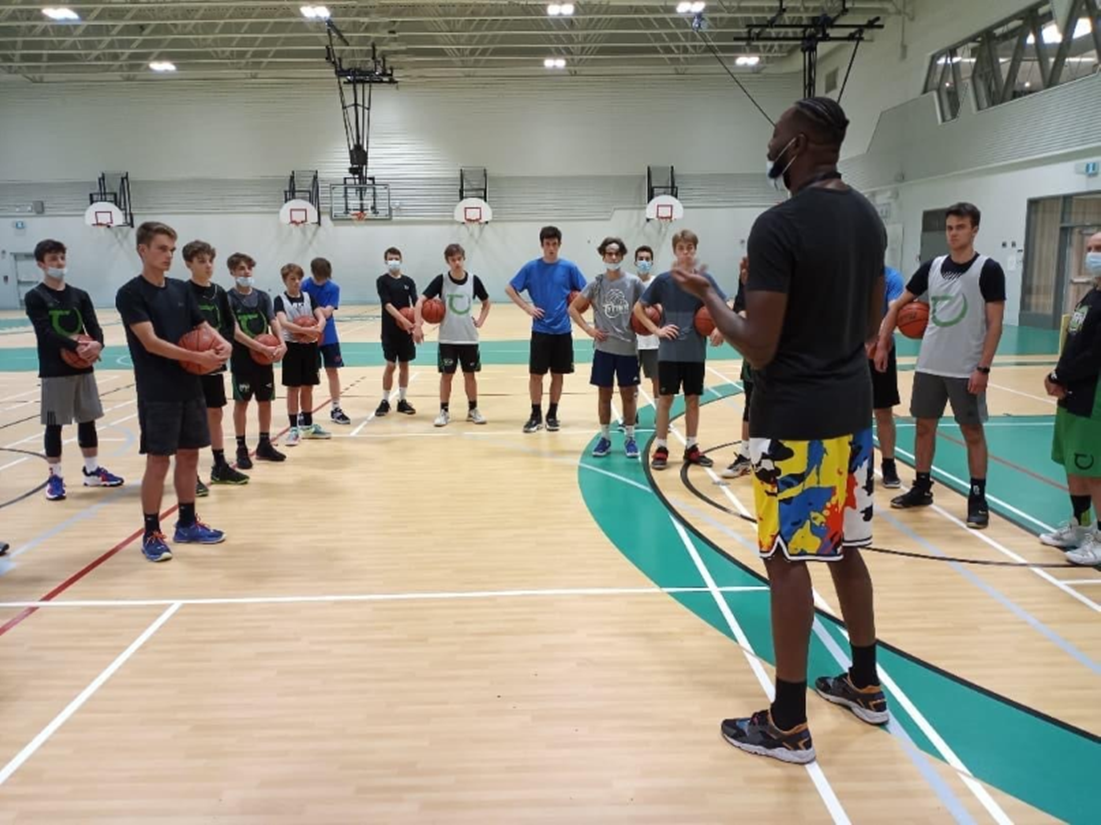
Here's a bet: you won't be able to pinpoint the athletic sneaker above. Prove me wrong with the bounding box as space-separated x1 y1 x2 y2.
236 446 253 470
966 497 990 530
546 416 561 432
396 399 416 415
45 475 66 501
142 532 172 563
523 414 543 433
82 466 124 487
1039 521 1091 549
0 541 9 556
684 445 714 467
814 673 890 725
592 437 612 458
624 437 640 459
722 455 751 479
331 406 351 425
210 463 249 485
375 399 391 417
651 446 669 470
301 423 331 440
285 427 301 447
891 487 932 509
173 519 226 545
1066 532 1101 566
255 441 286 462
720 710 816 765
196 478 210 498
467 408 487 425
434 409 450 428
881 463 902 489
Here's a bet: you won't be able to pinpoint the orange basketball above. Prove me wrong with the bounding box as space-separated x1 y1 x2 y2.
898 302 929 340
631 304 662 335
61 334 97 370
399 306 415 323
178 326 220 375
293 314 319 343
421 298 446 325
694 306 715 336
250 332 283 365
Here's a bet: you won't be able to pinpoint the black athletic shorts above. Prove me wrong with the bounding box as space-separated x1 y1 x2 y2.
658 360 705 397
870 347 900 410
529 331 574 376
138 397 211 456
438 343 481 374
742 377 754 423
282 342 321 387
382 333 416 364
200 373 227 410
232 365 276 403
320 342 344 369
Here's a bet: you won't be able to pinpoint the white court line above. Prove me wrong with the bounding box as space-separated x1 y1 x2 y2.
0 602 181 788
349 371 420 436
988 381 1055 405
0 585 769 610
1063 579 1101 586
0 405 137 473
895 422 1053 428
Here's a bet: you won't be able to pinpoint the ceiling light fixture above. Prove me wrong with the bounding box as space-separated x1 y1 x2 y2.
547 4 575 16
149 61 177 72
42 8 80 21
677 1 705 13
300 6 331 20
735 55 760 66
543 57 567 69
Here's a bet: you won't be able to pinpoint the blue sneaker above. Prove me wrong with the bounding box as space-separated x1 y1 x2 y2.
625 437 640 459
173 519 226 545
142 532 172 563
83 466 124 487
45 474 66 501
592 436 612 458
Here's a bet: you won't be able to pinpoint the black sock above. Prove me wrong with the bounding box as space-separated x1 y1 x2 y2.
548 402 559 418
915 471 932 491
1072 494 1093 527
289 414 298 429
302 411 313 426
770 678 807 731
236 435 246 450
259 432 270 445
531 404 541 419
849 643 878 689
212 448 226 468
441 402 450 413
178 502 196 528
468 399 477 411
143 513 161 537
881 458 896 475
970 477 986 500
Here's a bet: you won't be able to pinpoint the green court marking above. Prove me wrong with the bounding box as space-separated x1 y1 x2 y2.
894 325 1059 358
578 388 1099 823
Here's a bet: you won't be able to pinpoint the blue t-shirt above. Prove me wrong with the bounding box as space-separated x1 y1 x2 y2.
884 266 904 351
640 271 726 363
302 278 340 345
509 258 587 335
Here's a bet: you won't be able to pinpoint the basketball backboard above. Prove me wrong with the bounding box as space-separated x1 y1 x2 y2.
331 181 392 221
279 198 320 226
645 194 684 222
83 201 125 228
454 197 493 225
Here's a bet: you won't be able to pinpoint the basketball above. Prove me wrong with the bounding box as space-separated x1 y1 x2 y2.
60 334 97 370
178 326 220 375
399 306 415 323
293 314 319 343
421 298 446 325
694 306 715 336
631 304 662 335
898 301 929 339
250 332 283 365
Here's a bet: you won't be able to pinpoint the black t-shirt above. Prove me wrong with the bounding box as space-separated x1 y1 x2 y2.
227 289 275 372
423 272 490 300
24 283 104 378
188 280 233 375
906 255 1006 301
1054 287 1101 418
746 186 886 441
115 275 205 402
377 274 418 338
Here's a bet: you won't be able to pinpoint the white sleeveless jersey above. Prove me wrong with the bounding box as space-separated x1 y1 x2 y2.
916 254 990 379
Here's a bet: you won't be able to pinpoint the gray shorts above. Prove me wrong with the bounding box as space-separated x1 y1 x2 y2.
910 371 987 426
638 348 659 380
40 374 104 427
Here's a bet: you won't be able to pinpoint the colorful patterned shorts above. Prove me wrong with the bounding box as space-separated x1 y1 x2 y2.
750 428 874 561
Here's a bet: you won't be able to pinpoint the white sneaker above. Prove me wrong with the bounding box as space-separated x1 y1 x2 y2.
1039 521 1089 549
721 455 752 479
467 407 487 425
1066 533 1101 566
285 427 301 447
434 410 450 427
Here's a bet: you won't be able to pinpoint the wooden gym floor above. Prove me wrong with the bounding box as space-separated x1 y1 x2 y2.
0 305 1097 823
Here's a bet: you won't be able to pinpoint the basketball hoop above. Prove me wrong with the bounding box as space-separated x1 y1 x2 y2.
454 198 492 226
351 211 368 223
279 198 319 227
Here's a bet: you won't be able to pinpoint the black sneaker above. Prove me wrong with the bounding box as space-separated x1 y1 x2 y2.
881 463 902 489
396 399 416 415
684 445 714 467
196 478 209 498
375 400 391 417
967 498 990 530
255 441 286 462
814 673 890 725
523 415 543 434
1 540 10 556
546 416 561 432
210 463 249 485
651 446 669 470
891 486 932 509
721 709 816 765
331 407 351 425
236 447 253 471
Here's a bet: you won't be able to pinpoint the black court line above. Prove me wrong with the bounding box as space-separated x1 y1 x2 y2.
0 447 48 510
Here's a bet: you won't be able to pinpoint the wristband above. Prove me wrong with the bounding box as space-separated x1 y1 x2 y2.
977 366 991 374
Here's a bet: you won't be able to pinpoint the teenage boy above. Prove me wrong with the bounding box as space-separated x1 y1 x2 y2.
634 245 660 405
25 238 123 501
723 256 754 479
376 247 418 416
275 263 331 446
415 243 491 426
302 257 350 425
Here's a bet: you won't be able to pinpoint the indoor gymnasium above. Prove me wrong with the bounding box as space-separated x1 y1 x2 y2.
0 0 1100 822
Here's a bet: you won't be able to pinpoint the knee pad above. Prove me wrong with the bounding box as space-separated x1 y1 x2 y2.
77 420 98 449
44 424 63 458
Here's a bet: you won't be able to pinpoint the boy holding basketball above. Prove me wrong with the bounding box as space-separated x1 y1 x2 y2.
302 257 350 425
275 263 331 446
226 253 286 467
415 243 491 426
571 238 644 458
375 247 418 417
633 230 725 470
26 238 123 501
184 240 250 493
116 221 232 562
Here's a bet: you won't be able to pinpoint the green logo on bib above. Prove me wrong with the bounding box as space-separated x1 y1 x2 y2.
447 293 472 316
930 294 968 328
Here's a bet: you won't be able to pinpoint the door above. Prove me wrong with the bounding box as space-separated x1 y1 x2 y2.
918 208 950 266
13 253 39 309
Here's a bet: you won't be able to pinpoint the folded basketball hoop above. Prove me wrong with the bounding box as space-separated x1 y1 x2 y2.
279 198 319 227
645 194 684 223
83 201 125 229
454 197 492 225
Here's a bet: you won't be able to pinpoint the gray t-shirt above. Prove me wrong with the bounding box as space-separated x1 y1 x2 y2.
582 272 644 356
640 271 726 362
